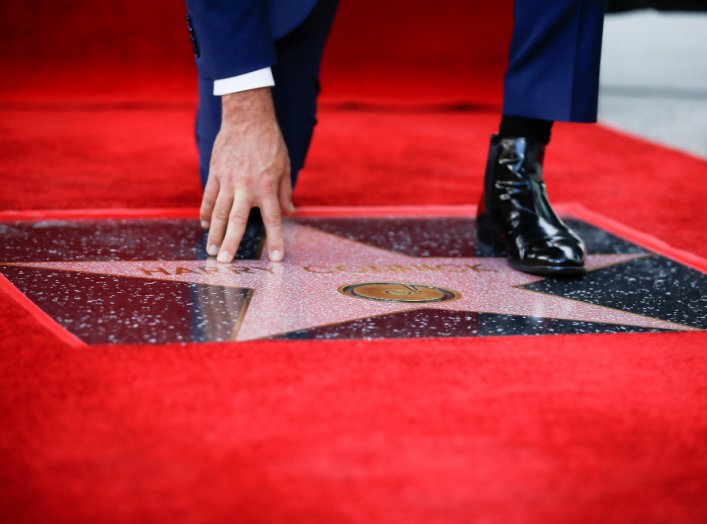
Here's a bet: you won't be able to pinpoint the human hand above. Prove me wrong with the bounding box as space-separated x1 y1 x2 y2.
201 88 294 263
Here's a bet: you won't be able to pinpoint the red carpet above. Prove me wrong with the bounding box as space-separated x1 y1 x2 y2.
1 1 707 522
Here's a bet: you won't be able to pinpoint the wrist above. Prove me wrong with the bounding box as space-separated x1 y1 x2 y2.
221 87 276 126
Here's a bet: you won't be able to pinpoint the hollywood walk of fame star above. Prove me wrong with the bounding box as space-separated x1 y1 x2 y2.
2 222 696 342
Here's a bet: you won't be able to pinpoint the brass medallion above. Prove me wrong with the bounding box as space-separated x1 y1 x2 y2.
338 282 462 303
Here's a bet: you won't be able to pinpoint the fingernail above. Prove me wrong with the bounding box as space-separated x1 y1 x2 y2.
289 204 296 213
217 250 231 263
201 220 210 229
207 244 219 256
270 249 283 262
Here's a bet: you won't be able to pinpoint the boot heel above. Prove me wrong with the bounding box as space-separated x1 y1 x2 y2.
476 214 507 255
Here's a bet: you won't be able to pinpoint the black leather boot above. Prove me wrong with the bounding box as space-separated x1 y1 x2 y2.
477 135 586 276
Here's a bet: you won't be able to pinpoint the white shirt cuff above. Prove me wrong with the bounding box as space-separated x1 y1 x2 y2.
213 67 275 96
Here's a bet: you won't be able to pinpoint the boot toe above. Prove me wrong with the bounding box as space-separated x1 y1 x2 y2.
528 240 584 267
512 237 586 275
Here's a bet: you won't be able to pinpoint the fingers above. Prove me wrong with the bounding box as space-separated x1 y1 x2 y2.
259 196 285 262
200 174 220 229
208 192 288 263
216 193 251 263
278 170 295 214
206 190 234 257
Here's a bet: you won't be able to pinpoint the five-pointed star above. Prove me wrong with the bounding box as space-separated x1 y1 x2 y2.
5 222 695 340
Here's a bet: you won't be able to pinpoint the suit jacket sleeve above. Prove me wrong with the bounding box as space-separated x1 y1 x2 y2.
185 0 277 81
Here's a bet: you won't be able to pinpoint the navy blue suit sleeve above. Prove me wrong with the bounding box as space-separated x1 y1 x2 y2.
185 0 277 81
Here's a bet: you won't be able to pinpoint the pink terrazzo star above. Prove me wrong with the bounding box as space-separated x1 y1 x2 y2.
7 221 695 340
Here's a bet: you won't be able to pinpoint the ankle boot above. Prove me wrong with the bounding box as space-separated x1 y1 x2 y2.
477 135 586 276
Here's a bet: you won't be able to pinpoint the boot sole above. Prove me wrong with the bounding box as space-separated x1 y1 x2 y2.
508 258 586 277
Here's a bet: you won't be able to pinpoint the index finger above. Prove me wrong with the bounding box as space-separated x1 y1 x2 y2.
200 174 220 229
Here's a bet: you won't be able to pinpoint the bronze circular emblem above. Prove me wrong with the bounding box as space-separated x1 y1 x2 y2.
338 282 461 303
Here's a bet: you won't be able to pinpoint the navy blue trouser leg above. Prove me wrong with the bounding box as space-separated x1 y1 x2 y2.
503 0 608 122
195 0 338 188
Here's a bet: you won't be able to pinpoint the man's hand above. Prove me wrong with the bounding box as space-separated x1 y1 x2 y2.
201 88 294 263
